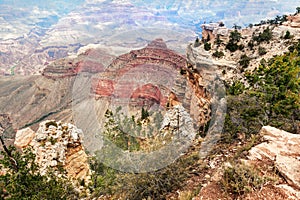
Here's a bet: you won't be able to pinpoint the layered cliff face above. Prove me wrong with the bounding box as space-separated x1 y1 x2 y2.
42 48 115 79
90 39 211 128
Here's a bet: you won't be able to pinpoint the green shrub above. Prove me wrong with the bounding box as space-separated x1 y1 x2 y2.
239 54 251 68
102 109 141 152
89 159 119 197
226 42 239 52
283 30 292 39
212 50 225 58
229 30 242 43
222 163 268 195
121 152 200 200
252 27 273 43
204 42 211 51
141 107 150 120
215 34 223 47
227 81 245 95
238 44 245 50
248 40 255 50
288 40 300 55
226 30 242 52
258 46 267 55
89 147 202 199
194 37 201 47
223 49 300 142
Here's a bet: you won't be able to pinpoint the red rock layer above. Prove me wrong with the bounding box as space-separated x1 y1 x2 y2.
91 39 186 108
42 48 114 79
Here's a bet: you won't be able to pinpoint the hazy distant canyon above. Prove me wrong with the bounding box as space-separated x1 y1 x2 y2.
0 0 299 75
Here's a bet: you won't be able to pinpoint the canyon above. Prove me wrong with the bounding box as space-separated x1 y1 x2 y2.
0 3 300 199
0 39 211 151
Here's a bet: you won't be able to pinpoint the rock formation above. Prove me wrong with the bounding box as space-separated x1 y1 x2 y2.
0 74 74 131
201 22 229 42
283 13 300 28
247 126 300 197
193 126 300 200
91 39 211 127
14 120 91 184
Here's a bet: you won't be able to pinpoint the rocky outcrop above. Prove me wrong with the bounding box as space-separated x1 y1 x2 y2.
283 13 300 28
14 120 91 184
248 126 300 191
191 126 300 200
42 58 81 78
201 22 229 42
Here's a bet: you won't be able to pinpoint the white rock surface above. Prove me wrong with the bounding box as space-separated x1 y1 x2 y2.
248 126 300 191
14 127 36 148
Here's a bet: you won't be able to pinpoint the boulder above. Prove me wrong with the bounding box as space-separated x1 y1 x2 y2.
14 127 35 148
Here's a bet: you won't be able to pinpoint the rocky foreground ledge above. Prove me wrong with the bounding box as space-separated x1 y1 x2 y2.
14 120 91 185
197 126 300 200
247 126 300 197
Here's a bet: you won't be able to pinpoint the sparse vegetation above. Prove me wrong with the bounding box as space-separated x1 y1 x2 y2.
254 14 287 26
227 80 245 96
248 40 255 50
226 30 243 52
0 146 77 199
229 30 242 43
2 8 300 200
226 42 239 52
212 50 224 58
223 46 300 145
89 142 203 199
222 163 269 195
215 34 223 47
252 27 273 43
102 108 141 152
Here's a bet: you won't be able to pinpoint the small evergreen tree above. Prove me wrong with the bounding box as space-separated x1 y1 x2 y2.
283 30 292 39
194 37 201 47
239 54 251 69
204 42 211 51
